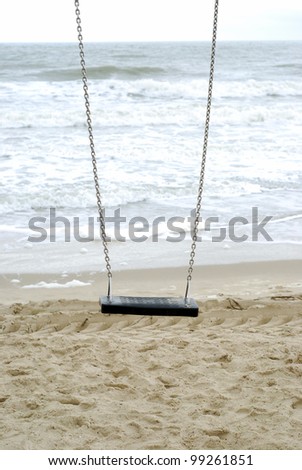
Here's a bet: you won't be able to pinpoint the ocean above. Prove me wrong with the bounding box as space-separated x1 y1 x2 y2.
0 41 301 274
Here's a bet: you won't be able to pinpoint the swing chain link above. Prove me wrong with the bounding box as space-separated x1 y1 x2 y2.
185 0 219 299
74 0 112 291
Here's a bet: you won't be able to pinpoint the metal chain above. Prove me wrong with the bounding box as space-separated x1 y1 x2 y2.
74 0 112 295
74 0 218 300
185 0 219 299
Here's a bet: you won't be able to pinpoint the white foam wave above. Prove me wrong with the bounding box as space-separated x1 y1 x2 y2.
22 279 91 289
1 78 301 129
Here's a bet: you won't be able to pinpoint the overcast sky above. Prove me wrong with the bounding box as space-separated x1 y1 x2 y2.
1 0 302 42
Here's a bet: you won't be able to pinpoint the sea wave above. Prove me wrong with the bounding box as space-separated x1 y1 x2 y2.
37 65 169 81
0 175 299 216
1 77 301 130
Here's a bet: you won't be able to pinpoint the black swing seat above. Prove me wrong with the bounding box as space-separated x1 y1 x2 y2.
100 296 199 317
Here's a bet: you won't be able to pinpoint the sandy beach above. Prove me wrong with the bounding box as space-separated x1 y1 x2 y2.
0 260 301 450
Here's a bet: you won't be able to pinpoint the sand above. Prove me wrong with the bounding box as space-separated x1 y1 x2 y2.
0 260 302 450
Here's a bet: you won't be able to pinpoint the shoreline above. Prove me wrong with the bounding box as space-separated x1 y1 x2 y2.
1 259 301 305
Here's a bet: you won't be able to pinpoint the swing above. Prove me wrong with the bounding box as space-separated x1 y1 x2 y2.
74 1 219 317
